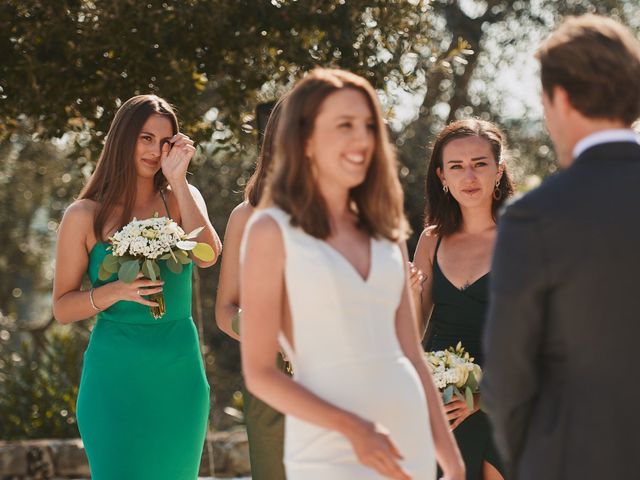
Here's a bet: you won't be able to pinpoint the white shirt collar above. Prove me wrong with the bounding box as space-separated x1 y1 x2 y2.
573 129 640 159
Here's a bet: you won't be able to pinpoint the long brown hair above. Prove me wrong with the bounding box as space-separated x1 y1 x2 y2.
244 95 287 207
425 119 514 237
79 95 178 240
264 68 410 241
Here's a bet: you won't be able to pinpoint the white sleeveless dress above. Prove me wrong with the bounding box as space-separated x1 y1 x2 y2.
242 206 436 479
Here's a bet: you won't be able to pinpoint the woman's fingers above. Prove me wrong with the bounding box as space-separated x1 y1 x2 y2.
386 436 405 461
138 287 164 295
443 399 465 412
169 133 194 147
132 297 160 307
136 279 164 288
450 416 466 430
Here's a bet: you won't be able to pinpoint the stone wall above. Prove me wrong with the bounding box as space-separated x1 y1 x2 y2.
0 430 249 479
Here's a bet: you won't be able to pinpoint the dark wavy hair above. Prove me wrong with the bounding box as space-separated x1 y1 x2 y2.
424 119 514 237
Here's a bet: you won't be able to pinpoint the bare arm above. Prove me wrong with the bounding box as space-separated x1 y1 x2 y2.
412 228 437 337
396 243 465 480
161 135 222 268
241 215 412 479
215 202 254 340
52 201 164 324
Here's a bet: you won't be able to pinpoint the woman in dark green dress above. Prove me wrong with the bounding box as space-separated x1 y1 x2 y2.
412 119 514 480
216 96 288 479
53 95 222 479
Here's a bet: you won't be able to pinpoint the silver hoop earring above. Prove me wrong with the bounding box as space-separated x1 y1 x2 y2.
443 184 449 194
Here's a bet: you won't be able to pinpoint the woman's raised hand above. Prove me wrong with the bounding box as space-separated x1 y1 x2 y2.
161 133 196 185
344 416 412 480
408 262 426 297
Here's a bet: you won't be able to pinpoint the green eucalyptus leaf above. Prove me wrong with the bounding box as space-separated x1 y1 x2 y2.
176 252 192 265
454 387 465 403
443 385 453 404
118 260 140 283
152 260 160 277
142 259 156 281
166 257 183 274
98 263 112 281
159 253 173 260
102 254 119 273
192 242 215 262
465 386 474 410
467 371 478 391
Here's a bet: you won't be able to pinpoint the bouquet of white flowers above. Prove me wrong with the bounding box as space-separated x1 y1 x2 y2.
99 214 214 318
424 342 482 410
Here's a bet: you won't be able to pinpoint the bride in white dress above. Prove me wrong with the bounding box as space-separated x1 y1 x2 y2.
240 68 464 480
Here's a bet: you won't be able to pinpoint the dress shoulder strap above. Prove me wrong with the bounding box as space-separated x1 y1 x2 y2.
159 189 172 219
433 235 443 263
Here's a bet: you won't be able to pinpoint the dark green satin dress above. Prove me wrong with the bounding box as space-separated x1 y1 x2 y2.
76 241 210 479
243 354 288 480
424 237 504 480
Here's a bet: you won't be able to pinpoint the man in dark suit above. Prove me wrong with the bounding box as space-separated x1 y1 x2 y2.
482 14 640 480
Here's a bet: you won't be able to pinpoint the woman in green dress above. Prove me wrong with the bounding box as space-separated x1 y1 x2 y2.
216 95 288 480
412 119 513 480
52 95 222 479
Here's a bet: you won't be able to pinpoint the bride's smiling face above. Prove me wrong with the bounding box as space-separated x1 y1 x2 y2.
304 88 376 192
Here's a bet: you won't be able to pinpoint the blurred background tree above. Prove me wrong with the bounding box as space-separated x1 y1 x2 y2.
1 0 638 438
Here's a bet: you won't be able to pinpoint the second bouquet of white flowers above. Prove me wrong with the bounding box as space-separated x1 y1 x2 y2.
424 342 483 410
98 214 215 319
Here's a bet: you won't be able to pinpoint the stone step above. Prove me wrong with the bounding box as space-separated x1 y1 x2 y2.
0 430 250 479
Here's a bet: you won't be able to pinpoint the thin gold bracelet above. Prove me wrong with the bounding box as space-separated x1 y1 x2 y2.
89 288 102 312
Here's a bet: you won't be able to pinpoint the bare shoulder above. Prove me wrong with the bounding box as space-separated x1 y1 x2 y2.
61 199 96 227
246 212 283 245
58 199 97 249
414 225 439 267
228 201 255 230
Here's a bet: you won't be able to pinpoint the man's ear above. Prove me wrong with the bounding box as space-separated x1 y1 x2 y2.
553 85 573 117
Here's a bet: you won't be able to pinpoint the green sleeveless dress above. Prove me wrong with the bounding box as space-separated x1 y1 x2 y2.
424 237 504 480
76 241 210 479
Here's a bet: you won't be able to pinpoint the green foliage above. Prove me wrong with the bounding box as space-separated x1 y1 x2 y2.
0 325 87 439
0 0 437 149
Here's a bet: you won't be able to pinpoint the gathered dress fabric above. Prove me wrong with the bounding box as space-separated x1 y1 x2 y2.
242 207 436 480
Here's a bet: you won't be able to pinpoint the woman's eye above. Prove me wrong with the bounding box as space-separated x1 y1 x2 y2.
474 162 488 167
338 122 352 129
450 165 462 170
366 123 376 131
141 135 152 142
